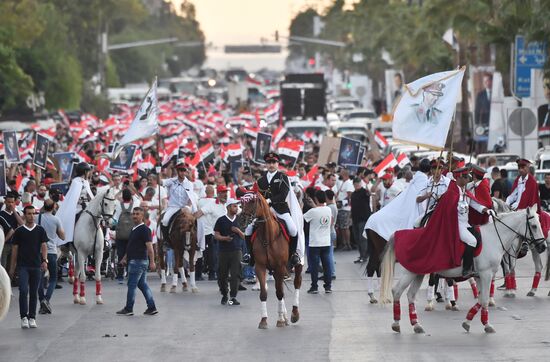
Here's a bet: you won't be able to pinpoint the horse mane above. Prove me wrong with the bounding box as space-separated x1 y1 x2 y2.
255 193 278 243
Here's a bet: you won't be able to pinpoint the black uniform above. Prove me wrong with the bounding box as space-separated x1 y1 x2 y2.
256 171 291 215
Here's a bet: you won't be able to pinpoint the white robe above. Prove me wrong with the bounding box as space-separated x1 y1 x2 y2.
56 177 94 245
365 172 428 241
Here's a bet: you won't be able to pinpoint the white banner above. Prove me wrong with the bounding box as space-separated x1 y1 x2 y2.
392 67 465 149
118 78 159 146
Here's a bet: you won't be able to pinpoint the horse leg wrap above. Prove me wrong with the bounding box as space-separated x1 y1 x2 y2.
505 275 512 290
96 280 102 296
293 290 300 307
80 281 86 297
69 261 74 278
261 301 268 318
393 301 401 321
466 303 481 321
445 283 454 301
172 273 178 286
73 278 78 295
160 269 166 284
366 277 374 294
532 272 541 290
189 271 196 288
426 285 434 301
408 303 418 325
453 284 459 301
278 299 286 318
179 267 187 284
481 307 489 325
490 280 495 297
470 280 479 299
511 273 517 290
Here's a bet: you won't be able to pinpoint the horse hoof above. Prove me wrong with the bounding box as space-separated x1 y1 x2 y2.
452 305 460 312
391 322 401 333
79 297 86 305
425 303 434 312
192 287 199 293
170 286 177 293
462 321 471 332
96 298 104 305
182 284 188 292
73 295 80 304
445 303 452 310
484 324 496 333
160 284 166 293
413 323 425 334
284 316 290 326
527 290 535 297
276 320 286 328
291 308 300 323
258 318 268 329
369 297 378 304
488 298 496 307
68 277 74 285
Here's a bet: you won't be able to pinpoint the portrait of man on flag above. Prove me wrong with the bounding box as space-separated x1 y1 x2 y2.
110 144 136 171
337 137 361 166
254 132 272 164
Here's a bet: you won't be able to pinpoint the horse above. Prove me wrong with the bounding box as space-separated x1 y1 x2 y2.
158 208 199 293
0 229 10 321
240 192 302 329
378 205 545 334
71 187 117 305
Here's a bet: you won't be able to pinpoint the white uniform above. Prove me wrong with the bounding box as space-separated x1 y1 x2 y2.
161 177 193 226
457 186 486 247
420 175 450 212
505 174 529 210
56 176 94 244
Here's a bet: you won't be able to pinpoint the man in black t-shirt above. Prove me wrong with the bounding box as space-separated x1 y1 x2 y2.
9 205 48 329
214 198 243 306
117 207 158 316
490 167 509 201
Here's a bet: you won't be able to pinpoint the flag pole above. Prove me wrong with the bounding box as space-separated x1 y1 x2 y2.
155 134 163 225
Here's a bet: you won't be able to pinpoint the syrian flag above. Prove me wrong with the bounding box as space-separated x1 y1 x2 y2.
161 142 179 166
392 67 465 149
272 126 286 146
199 143 215 165
244 126 259 139
138 154 156 171
185 152 201 168
117 78 159 147
76 150 92 163
278 140 303 169
374 153 398 177
223 144 243 163
374 131 389 149
397 153 410 168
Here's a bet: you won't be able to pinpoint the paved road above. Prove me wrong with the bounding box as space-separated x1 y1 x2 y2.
1 251 550 362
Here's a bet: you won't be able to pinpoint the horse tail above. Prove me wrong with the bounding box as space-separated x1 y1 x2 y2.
379 237 396 305
0 265 11 321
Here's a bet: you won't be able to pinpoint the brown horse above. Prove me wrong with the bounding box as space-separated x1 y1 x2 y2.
158 208 199 293
241 192 303 329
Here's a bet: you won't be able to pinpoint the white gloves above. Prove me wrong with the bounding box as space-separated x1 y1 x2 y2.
486 209 496 217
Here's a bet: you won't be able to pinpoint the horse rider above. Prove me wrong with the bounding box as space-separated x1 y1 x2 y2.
242 152 300 268
160 162 195 243
56 162 95 244
416 159 450 221
467 164 493 226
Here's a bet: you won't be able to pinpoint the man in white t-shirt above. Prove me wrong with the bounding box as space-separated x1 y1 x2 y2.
195 185 228 280
335 169 354 250
303 189 333 294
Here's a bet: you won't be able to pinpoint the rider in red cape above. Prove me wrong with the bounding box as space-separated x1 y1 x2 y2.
395 168 493 276
468 164 493 226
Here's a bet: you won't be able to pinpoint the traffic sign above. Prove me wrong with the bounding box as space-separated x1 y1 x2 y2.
514 35 546 98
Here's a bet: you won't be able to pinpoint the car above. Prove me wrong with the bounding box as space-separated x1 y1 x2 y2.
535 170 550 184
335 122 370 144
285 120 328 137
329 108 378 133
534 147 550 169
328 96 361 112
498 162 519 182
476 153 519 168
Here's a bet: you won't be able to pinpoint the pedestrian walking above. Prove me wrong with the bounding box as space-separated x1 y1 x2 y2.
116 207 158 316
351 178 371 263
9 205 48 329
214 198 243 306
37 199 65 314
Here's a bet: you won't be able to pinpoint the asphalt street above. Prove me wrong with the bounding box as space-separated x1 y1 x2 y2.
1 251 550 362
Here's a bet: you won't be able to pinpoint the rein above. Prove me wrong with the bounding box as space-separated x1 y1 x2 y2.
84 192 116 253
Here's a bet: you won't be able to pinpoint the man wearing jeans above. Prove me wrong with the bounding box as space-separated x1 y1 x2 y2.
37 200 65 314
117 207 158 316
9 205 48 329
304 190 333 294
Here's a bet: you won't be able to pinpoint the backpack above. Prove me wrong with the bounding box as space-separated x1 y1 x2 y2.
116 201 134 241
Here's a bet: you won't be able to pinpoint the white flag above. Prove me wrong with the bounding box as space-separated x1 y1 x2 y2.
392 67 465 150
118 78 159 146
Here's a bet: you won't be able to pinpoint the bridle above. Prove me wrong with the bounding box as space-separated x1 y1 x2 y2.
85 192 116 227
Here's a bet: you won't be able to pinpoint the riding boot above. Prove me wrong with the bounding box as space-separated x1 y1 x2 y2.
289 235 300 268
462 244 476 277
242 235 254 266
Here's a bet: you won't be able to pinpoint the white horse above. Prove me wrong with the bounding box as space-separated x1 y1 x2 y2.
0 229 10 321
71 187 117 305
379 206 545 334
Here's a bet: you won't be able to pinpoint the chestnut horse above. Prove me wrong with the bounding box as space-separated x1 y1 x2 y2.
158 208 199 293
241 192 302 329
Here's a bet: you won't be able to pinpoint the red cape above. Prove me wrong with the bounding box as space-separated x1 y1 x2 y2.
468 178 492 225
511 174 550 238
394 181 462 274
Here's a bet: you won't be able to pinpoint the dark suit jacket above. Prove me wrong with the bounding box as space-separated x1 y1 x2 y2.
475 89 491 127
257 171 290 214
538 104 550 128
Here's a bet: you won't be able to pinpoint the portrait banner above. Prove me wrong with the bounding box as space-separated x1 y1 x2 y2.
392 67 465 149
254 132 272 164
3 130 20 163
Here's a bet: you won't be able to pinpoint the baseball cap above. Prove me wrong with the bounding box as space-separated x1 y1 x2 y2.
225 198 240 208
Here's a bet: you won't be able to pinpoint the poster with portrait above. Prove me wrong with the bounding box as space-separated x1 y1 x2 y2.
254 132 272 164
33 133 50 170
3 130 20 163
0 159 6 197
337 137 361 167
110 144 137 171
49 182 70 196
53 152 75 182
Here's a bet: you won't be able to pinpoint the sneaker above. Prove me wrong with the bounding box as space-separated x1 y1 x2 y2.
238 284 247 291
144 307 158 315
28 318 37 328
117 279 124 285
353 258 364 264
55 284 63 289
116 308 134 316
39 301 48 315
21 317 29 329
325 288 332 294
44 300 52 314
228 298 240 306
307 287 318 294
221 295 228 305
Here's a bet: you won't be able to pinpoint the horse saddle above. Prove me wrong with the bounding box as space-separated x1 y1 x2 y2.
251 218 290 244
